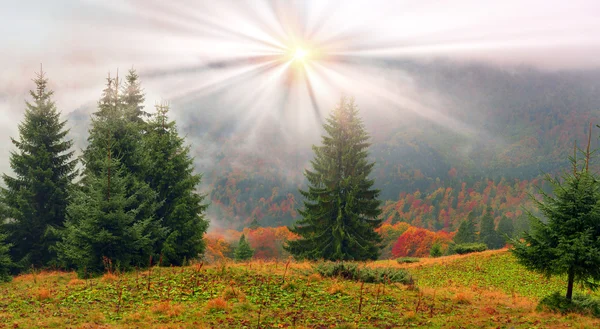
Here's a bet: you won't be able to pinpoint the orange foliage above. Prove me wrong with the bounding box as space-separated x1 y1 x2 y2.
35 288 51 301
205 297 229 312
391 226 453 258
204 232 235 263
204 226 298 261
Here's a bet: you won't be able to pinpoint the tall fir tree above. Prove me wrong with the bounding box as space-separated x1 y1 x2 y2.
0 232 13 282
0 68 77 269
514 213 531 238
286 96 382 261
67 71 165 270
480 206 504 249
497 216 515 241
454 219 476 244
83 72 146 177
121 68 148 124
143 103 209 266
512 140 600 301
234 234 254 261
57 155 162 276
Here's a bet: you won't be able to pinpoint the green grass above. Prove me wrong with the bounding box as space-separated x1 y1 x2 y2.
406 251 571 299
0 251 599 328
396 257 420 264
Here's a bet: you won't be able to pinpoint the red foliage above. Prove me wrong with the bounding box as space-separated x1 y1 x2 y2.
448 167 457 178
246 228 278 260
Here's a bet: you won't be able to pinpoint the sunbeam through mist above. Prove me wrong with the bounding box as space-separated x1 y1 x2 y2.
2 0 600 232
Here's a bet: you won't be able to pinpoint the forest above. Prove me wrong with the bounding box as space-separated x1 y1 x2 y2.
3 65 600 328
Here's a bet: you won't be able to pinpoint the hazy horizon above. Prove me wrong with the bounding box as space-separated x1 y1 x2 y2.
2 0 600 179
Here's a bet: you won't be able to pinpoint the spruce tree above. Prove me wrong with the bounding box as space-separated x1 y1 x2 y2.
249 216 260 230
234 234 254 261
514 213 531 238
121 68 148 123
0 232 13 282
0 68 77 269
285 96 382 261
83 73 146 177
454 220 476 244
62 72 165 272
480 207 504 249
512 143 600 301
454 212 477 244
497 216 514 241
143 103 209 265
57 155 162 276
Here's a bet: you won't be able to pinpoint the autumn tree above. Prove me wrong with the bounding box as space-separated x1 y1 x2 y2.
286 96 382 261
511 140 600 300
0 68 77 269
234 234 254 261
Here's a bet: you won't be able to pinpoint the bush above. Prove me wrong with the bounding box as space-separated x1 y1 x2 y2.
454 243 487 255
396 257 420 264
314 262 412 284
537 292 600 318
430 243 443 258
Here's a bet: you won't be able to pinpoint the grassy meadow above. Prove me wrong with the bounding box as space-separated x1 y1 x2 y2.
0 250 598 328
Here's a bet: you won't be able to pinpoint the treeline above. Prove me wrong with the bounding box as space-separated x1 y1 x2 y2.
0 68 208 280
380 178 537 233
203 221 486 262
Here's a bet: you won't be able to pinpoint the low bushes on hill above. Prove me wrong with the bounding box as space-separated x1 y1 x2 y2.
537 292 600 318
396 257 420 264
314 262 412 284
453 243 487 255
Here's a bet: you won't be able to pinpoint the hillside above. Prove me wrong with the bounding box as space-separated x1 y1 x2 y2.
64 62 600 230
1 250 598 328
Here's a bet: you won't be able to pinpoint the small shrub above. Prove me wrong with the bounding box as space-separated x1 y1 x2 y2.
430 243 443 258
281 281 298 292
101 272 119 282
234 301 255 312
454 243 487 255
537 292 600 318
359 267 412 284
327 282 346 295
151 301 184 317
67 278 85 286
314 262 412 284
307 273 322 282
314 262 359 280
222 286 245 302
35 288 51 301
396 257 420 264
453 292 472 304
206 297 228 312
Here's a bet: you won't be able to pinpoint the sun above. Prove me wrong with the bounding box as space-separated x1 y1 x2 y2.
292 47 308 62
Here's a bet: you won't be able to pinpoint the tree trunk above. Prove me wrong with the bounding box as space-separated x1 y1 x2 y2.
566 267 575 300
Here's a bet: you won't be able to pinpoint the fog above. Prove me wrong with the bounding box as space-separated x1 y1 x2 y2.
1 0 600 180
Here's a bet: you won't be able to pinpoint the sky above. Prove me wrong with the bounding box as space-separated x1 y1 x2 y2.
1 0 600 175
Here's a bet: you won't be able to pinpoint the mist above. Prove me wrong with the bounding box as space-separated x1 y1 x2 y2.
2 0 600 230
